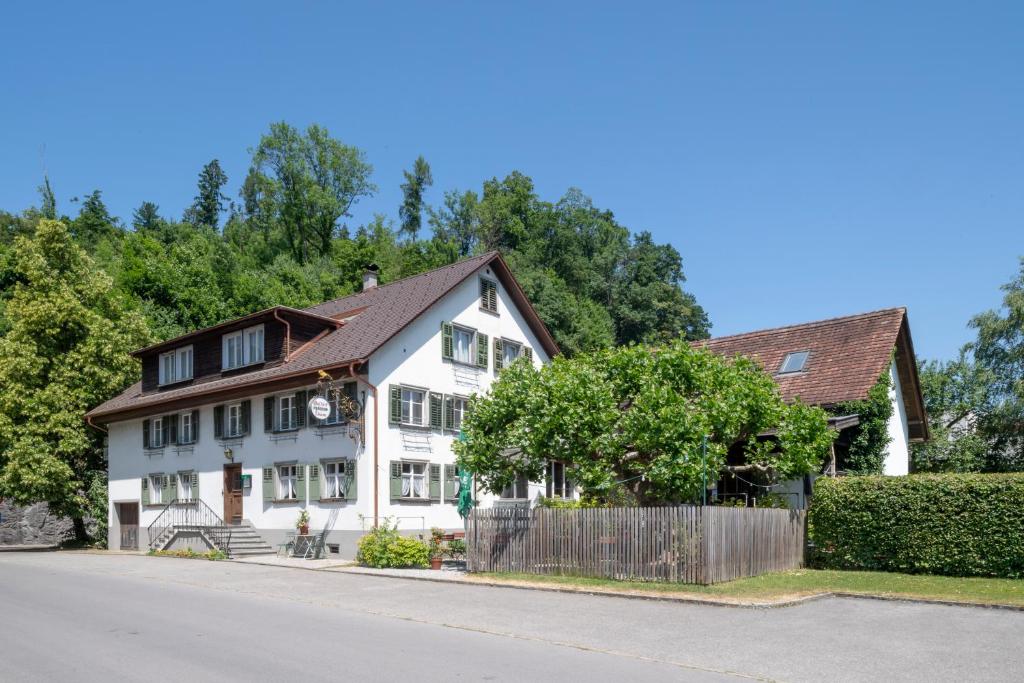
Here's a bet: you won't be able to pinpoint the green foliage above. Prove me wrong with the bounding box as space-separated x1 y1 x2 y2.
830 370 893 474
810 474 1024 578
912 353 992 473
0 220 149 536
356 518 431 568
185 159 229 229
456 341 835 505
149 548 227 560
399 156 433 240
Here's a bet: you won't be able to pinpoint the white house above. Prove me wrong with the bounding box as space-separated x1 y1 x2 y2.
88 252 562 557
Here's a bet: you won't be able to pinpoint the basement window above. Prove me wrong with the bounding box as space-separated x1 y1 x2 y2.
778 351 810 374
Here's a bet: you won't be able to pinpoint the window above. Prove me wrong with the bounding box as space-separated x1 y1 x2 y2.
148 474 164 505
223 324 264 370
401 388 425 426
150 416 165 448
278 394 297 431
323 461 347 498
449 396 468 432
177 472 193 501
278 464 298 500
501 474 529 500
401 462 427 499
453 326 475 364
158 346 193 385
546 461 571 498
323 383 357 426
226 403 243 437
778 351 809 374
502 340 522 367
480 278 498 313
179 412 195 444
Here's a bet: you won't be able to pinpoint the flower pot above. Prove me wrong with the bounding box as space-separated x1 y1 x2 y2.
430 556 443 570
299 524 309 535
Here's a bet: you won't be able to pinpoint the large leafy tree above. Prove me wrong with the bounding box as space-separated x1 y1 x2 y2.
912 354 991 472
455 341 834 505
0 220 149 539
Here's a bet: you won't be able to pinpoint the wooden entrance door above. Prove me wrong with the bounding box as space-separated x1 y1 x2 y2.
223 464 243 525
118 503 139 550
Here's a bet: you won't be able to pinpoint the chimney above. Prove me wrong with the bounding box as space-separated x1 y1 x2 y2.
362 263 380 291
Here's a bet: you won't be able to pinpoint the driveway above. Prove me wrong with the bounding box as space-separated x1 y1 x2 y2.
0 552 1020 682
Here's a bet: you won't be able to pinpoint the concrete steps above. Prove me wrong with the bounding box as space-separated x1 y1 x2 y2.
152 523 274 557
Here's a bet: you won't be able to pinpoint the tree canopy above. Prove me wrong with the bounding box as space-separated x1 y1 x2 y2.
454 341 835 505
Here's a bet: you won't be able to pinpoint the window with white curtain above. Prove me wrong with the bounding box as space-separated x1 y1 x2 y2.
453 326 474 364
177 472 193 501
278 464 298 500
323 461 346 498
401 462 427 499
401 388 425 426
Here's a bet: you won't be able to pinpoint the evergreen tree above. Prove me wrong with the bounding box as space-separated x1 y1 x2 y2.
399 156 433 240
186 159 228 229
132 201 163 232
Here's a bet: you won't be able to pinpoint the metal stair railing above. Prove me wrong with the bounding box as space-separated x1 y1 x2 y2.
146 498 234 556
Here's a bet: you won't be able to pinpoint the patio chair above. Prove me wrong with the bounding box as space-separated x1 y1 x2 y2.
277 530 296 557
305 528 329 559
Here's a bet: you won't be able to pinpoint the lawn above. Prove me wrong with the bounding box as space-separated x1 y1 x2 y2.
469 569 1024 607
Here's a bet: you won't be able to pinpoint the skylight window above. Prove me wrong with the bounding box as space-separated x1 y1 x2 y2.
778 351 809 374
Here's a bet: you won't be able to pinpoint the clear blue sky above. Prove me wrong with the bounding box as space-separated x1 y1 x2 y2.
2 1 1021 362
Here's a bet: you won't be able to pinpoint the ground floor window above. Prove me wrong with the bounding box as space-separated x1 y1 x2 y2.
546 461 571 498
402 461 427 499
322 461 346 498
501 474 529 500
149 474 164 504
177 472 193 501
449 396 468 431
278 464 298 500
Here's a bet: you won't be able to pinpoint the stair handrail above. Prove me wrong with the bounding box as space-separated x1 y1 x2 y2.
146 498 233 556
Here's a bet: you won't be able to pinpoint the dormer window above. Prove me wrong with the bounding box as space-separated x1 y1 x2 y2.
223 324 265 370
778 351 809 374
158 345 193 385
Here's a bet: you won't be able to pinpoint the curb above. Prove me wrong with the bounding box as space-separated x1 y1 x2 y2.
0 544 58 553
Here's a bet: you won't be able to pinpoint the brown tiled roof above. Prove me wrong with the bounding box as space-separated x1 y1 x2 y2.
87 252 559 421
694 308 907 407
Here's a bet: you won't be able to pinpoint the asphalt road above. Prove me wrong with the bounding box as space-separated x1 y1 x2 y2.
0 553 1021 682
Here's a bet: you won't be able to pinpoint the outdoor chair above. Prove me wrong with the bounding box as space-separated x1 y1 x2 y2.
277 531 296 557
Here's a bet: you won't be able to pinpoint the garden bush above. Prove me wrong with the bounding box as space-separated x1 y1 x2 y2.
810 474 1024 578
356 518 430 568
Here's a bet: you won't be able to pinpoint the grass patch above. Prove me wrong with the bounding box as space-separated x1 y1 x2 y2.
470 569 1024 607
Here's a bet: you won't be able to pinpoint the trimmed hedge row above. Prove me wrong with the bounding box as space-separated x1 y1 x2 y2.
809 474 1024 578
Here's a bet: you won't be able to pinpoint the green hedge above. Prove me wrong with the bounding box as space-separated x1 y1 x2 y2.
810 474 1024 578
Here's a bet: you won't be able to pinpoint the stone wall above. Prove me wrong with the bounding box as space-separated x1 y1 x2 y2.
0 501 75 546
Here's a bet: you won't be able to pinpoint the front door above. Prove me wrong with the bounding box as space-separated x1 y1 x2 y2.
118 503 139 550
223 464 243 525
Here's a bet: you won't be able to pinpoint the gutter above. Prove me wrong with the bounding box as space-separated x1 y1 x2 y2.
273 308 292 360
85 414 108 434
350 359 381 528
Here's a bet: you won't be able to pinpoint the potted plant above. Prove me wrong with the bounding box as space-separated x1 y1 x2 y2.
428 527 445 570
296 509 310 536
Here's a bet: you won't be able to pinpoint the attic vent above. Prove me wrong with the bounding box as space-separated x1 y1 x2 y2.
778 351 809 374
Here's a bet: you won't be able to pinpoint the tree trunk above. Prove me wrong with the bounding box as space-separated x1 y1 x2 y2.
72 516 88 544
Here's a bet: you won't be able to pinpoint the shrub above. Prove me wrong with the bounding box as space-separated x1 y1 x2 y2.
810 474 1024 578
148 548 227 561
356 518 431 568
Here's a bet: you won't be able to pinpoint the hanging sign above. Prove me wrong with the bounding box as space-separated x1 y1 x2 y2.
308 396 331 421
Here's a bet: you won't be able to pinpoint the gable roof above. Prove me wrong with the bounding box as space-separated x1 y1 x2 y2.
695 307 929 441
87 251 559 422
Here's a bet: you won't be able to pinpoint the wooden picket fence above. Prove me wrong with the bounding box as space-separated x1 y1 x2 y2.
466 505 806 585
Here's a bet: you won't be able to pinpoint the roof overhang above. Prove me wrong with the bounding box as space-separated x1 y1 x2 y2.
894 313 930 442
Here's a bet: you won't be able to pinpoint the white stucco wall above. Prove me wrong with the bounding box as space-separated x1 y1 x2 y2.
883 360 911 475
107 262 552 547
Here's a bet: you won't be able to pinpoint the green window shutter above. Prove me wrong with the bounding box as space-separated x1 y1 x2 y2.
523 347 533 363
389 385 401 424
443 396 455 431
190 471 199 499
264 397 275 432
296 464 307 500
142 420 150 448
344 460 357 501
262 467 274 501
192 410 200 442
444 464 457 500
166 415 177 445
309 463 320 499
213 405 224 439
390 461 403 499
429 392 443 430
494 338 504 372
161 473 171 503
296 391 307 429
441 321 454 360
429 464 441 500
240 400 252 435
141 477 150 506
476 333 488 369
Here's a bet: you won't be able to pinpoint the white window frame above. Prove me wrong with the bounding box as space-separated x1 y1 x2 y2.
502 339 522 366
452 325 476 365
322 460 347 499
278 393 298 432
323 384 356 426
778 351 810 374
500 474 530 500
223 324 265 370
546 461 571 499
177 472 193 501
226 402 243 438
246 325 265 364
400 387 426 427
450 395 468 432
401 461 428 499
159 351 175 386
179 411 195 445
149 473 164 505
277 464 298 500
150 416 164 449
